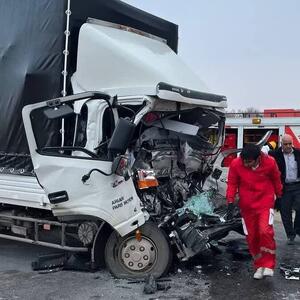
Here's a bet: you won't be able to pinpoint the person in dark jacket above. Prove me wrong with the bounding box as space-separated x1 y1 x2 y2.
269 134 300 245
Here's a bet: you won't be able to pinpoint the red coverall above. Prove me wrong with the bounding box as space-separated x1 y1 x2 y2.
226 153 282 269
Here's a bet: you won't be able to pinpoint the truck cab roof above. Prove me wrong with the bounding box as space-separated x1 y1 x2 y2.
71 19 227 109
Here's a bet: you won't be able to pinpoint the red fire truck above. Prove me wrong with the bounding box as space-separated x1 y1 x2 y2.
222 109 300 166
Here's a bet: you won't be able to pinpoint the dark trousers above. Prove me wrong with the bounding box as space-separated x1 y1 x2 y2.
280 184 300 238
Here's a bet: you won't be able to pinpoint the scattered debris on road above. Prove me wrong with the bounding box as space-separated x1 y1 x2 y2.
31 252 92 273
280 264 300 280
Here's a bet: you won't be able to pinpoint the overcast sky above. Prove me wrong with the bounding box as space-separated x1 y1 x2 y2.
124 0 300 111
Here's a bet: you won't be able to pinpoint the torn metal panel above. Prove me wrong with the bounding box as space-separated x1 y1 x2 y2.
152 119 199 136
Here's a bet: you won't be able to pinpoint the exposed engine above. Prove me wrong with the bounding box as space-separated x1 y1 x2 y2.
132 107 224 214
129 107 242 259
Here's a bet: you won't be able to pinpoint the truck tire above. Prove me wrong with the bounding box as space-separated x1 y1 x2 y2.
104 222 172 279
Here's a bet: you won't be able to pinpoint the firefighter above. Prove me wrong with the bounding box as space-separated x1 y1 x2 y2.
269 134 300 245
226 143 282 279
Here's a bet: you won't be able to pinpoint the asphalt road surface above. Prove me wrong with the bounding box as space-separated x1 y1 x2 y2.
0 214 299 300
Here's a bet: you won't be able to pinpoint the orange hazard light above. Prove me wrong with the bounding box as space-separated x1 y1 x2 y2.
137 170 159 189
252 118 261 124
137 178 159 189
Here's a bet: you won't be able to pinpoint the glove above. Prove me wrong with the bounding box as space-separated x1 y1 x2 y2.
226 203 234 221
275 197 281 212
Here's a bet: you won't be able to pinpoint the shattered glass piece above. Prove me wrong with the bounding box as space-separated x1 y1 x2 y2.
177 190 218 217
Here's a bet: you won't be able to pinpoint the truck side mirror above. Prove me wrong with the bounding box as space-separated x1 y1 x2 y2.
108 118 136 159
43 104 74 119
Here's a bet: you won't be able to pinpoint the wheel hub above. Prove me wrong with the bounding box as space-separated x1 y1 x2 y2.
120 237 156 271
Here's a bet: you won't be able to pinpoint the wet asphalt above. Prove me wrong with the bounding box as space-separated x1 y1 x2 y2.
0 213 299 300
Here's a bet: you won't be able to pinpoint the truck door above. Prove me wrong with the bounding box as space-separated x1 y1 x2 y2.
22 92 145 236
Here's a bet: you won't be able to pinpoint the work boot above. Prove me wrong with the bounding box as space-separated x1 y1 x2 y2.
263 268 274 277
253 267 264 280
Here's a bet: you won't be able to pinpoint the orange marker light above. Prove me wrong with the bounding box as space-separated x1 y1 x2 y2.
135 229 142 242
252 118 261 124
137 170 159 189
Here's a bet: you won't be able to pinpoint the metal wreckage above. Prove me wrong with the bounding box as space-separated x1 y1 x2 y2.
125 101 243 261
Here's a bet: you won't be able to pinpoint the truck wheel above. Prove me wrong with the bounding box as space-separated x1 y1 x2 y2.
104 222 172 279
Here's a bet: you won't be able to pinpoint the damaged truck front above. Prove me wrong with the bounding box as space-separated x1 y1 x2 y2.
0 0 241 279
23 74 240 279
